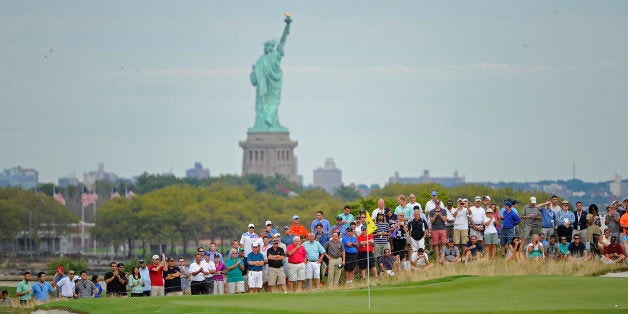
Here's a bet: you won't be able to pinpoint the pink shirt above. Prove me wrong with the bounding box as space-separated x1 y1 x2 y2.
286 243 306 264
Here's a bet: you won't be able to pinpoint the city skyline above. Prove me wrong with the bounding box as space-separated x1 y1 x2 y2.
2 1 627 186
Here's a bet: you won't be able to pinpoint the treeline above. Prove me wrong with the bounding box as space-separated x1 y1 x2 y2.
0 187 78 255
91 180 552 257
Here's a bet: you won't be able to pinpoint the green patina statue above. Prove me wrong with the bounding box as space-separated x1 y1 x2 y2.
249 13 292 133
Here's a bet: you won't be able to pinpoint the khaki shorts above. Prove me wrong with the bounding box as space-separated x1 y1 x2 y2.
288 263 305 281
454 229 469 245
150 286 164 297
227 281 245 294
268 267 285 286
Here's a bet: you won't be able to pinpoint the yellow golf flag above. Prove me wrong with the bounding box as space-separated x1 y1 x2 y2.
365 210 377 235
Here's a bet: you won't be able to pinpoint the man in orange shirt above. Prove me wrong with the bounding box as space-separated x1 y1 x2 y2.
620 209 628 253
289 215 308 238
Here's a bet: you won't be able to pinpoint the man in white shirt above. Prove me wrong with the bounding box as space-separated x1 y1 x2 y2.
240 223 260 256
469 196 486 244
189 252 208 295
453 199 470 252
56 270 76 299
407 194 423 217
424 191 439 215
371 199 386 222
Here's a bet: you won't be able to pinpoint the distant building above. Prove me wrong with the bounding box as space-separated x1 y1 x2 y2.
313 158 342 194
0 166 39 189
58 173 79 188
389 170 465 187
83 163 118 188
185 162 210 179
610 174 622 197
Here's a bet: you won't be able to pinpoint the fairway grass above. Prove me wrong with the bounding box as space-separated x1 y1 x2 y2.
34 275 627 313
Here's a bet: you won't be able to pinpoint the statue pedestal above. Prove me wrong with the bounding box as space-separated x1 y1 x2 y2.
239 132 298 183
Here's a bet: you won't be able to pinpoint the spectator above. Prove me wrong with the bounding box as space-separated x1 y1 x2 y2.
599 228 612 255
586 205 602 255
313 223 329 245
409 208 429 254
440 238 461 265
566 235 588 260
601 236 626 264
213 255 226 295
289 215 309 238
463 235 484 265
526 234 545 260
342 227 359 284
57 270 76 299
262 221 279 240
373 213 391 264
371 199 386 222
411 247 434 269
394 195 413 223
469 196 487 245
32 272 54 303
444 200 455 239
163 257 182 296
240 223 260 256
267 236 288 293
330 215 346 238
557 237 570 257
91 275 102 298
247 242 265 293
507 237 524 261
556 200 575 242
311 211 331 236
539 200 557 239
324 231 345 287
208 243 224 264
391 213 408 262
225 249 246 294
281 226 294 246
104 262 127 297
424 191 440 215
202 252 217 294
572 201 589 244
189 252 208 295
521 197 542 244
378 248 398 276
303 232 325 290
357 225 378 280
138 259 151 296
16 271 33 306
500 201 521 256
178 258 191 295
148 254 166 296
128 266 145 297
286 236 307 292
0 290 13 307
452 199 470 253
53 266 66 299
75 271 97 298
620 207 628 253
606 204 622 240
483 208 499 259
339 205 355 229
429 201 448 258
544 236 562 260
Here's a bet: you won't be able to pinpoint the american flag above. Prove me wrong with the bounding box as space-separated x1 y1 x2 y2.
111 187 121 199
53 187 66 206
91 190 99 204
125 186 136 199
81 187 91 207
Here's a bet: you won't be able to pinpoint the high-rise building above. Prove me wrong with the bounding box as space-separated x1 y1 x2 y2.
58 173 79 187
610 174 622 197
389 170 465 187
313 158 342 194
0 166 39 189
185 162 210 179
83 163 118 188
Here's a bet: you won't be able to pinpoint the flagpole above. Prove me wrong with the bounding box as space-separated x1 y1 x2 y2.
367 244 371 310
93 200 97 255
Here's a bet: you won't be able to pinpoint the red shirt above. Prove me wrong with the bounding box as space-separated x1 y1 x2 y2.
357 233 374 253
606 243 625 256
286 243 306 264
148 263 165 287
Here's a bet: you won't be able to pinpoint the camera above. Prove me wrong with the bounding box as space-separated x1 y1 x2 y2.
337 264 343 268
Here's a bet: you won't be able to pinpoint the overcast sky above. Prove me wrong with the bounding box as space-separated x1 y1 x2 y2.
1 1 627 186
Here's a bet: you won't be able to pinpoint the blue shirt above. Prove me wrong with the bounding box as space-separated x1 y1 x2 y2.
139 266 151 291
330 224 346 237
555 210 575 227
394 204 414 221
302 240 325 261
32 281 54 301
311 219 331 235
342 234 358 254
339 213 355 229
94 283 103 298
247 252 265 271
502 210 521 229
313 231 329 245
208 251 224 263
262 228 279 239
539 207 556 228
500 207 519 217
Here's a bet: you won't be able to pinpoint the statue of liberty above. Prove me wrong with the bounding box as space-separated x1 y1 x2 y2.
249 13 292 133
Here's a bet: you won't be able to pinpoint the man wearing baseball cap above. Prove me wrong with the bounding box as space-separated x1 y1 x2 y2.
240 223 260 256
555 200 575 241
149 254 166 296
289 215 308 238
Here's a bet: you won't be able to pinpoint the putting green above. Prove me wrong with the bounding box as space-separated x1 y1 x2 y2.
35 276 626 313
